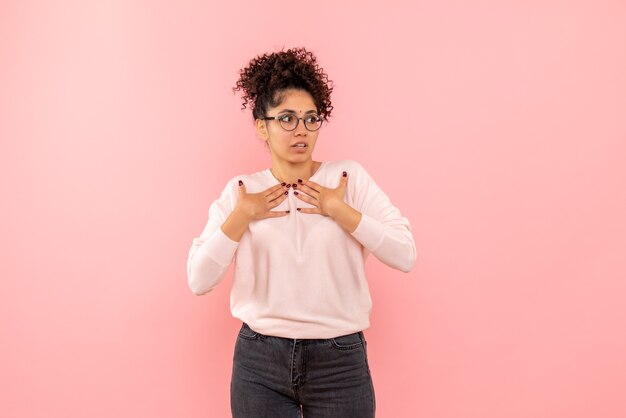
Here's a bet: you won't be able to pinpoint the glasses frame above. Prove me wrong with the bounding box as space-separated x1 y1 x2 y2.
261 113 324 132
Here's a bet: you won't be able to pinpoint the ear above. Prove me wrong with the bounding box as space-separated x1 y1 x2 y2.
256 119 268 140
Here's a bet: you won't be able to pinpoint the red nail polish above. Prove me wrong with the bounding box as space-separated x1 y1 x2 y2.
293 183 297 188
294 191 298 195
284 191 288 195
286 184 291 188
297 179 303 183
239 180 243 186
281 182 286 186
286 210 290 213
342 171 347 177
296 208 301 211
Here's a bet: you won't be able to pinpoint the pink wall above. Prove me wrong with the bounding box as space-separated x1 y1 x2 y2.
2 1 625 417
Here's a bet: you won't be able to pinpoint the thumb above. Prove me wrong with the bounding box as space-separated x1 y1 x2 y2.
238 179 246 195
339 171 348 188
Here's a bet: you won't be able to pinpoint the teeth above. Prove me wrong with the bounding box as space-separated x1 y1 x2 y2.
294 144 306 147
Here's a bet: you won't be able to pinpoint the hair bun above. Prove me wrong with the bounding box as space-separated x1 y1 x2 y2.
233 47 334 122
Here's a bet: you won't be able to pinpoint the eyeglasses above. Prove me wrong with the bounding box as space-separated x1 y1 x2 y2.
261 113 324 132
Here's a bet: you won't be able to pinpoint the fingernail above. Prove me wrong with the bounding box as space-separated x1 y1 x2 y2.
286 184 291 188
294 191 298 195
284 191 288 195
296 208 301 211
343 171 347 177
286 210 290 213
297 179 303 183
239 180 243 186
281 182 286 186
292 183 297 188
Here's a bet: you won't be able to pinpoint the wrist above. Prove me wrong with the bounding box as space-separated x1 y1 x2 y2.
233 203 253 224
328 200 362 233
326 199 346 219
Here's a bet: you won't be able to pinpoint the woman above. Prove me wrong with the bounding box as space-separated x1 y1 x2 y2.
187 47 416 418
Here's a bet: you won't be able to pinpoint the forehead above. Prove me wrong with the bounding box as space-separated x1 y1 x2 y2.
272 89 317 113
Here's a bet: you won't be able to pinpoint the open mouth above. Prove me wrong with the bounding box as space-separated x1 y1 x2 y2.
292 143 307 148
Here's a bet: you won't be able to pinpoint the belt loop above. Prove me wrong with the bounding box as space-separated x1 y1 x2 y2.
243 322 266 339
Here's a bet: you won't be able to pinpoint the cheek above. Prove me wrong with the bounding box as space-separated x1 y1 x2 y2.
267 130 290 145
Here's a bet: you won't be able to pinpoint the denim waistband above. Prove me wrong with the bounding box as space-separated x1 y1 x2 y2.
241 322 365 343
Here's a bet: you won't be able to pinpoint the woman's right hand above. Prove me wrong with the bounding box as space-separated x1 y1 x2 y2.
235 180 290 221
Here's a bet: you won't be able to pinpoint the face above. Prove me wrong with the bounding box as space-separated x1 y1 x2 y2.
256 89 321 164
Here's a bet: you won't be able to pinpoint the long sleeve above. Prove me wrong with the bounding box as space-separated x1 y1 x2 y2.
348 161 417 273
187 178 240 295
185 160 413 337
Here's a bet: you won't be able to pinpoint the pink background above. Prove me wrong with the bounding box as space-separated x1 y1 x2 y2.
1 1 625 417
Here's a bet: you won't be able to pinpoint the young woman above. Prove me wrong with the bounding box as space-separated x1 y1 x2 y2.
187 47 416 418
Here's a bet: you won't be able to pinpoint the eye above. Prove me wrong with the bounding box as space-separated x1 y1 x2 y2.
305 115 321 123
279 114 294 122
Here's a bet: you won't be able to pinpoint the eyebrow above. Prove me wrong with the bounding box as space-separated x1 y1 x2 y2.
277 109 318 114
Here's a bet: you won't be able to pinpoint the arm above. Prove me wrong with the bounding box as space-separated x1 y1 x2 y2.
341 161 417 273
327 201 362 234
187 179 241 295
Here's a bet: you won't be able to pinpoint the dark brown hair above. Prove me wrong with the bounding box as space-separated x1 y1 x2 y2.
233 47 334 122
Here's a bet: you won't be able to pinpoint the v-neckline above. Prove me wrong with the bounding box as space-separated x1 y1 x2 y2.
265 161 326 185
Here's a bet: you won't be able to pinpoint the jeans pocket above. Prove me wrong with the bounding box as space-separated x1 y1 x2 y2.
329 331 365 350
237 322 260 340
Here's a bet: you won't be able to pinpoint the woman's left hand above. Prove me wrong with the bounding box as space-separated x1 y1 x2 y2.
294 172 348 217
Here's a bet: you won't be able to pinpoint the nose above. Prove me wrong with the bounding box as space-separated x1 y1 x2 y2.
294 117 308 135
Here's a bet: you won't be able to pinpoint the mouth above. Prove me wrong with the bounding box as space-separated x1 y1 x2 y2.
291 143 308 148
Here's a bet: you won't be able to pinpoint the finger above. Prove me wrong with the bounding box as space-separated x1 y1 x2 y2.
266 209 290 218
294 191 318 206
298 179 321 193
297 182 321 196
296 207 322 215
268 191 288 207
238 179 246 195
265 182 286 196
293 190 316 200
293 187 317 199
340 171 348 187
268 187 289 202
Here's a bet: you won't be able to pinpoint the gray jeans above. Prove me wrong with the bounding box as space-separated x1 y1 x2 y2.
231 322 376 417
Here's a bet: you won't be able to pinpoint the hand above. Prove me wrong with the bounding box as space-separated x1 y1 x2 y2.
235 181 289 221
294 171 348 217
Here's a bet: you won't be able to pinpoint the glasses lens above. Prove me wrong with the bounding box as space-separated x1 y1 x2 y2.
279 114 298 131
304 115 322 131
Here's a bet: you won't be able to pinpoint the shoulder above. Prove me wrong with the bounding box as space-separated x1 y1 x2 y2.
228 166 268 182
324 160 375 188
319 160 377 194
323 159 370 176
222 167 271 195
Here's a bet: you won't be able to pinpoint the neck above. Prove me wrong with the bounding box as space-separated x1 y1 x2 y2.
270 159 319 184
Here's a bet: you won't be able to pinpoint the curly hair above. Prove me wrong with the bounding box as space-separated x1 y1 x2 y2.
232 47 334 123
